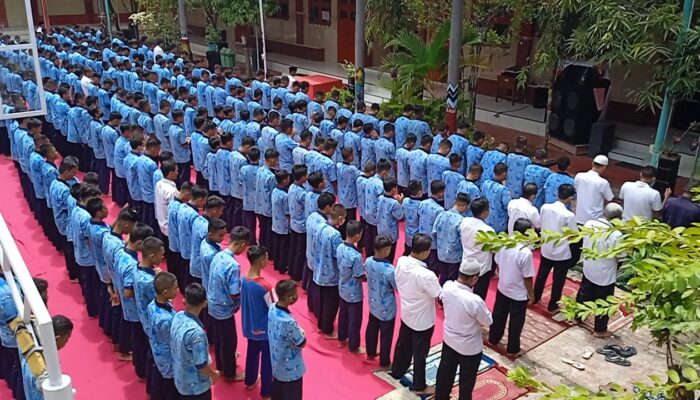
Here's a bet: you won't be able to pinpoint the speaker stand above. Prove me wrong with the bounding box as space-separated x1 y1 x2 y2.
549 137 589 156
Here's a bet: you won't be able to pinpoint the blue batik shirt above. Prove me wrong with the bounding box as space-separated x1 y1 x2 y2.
544 171 574 206
356 175 369 219
506 152 532 199
89 119 106 159
241 163 260 212
433 209 464 263
275 135 298 172
169 124 190 164
313 224 343 286
479 149 507 183
365 257 397 321
0 276 19 347
29 152 47 199
402 197 422 245
189 215 209 278
426 154 450 196
272 187 290 235
363 175 384 226
394 116 411 149
337 162 361 208
88 221 111 283
230 151 247 199
482 180 511 233
377 195 404 243
337 243 365 303
342 131 362 169
466 144 485 169
523 163 553 209
134 266 157 328
116 248 140 322
137 154 158 203
167 199 182 252
375 138 396 174
442 170 466 210
177 203 199 260
102 232 124 285
305 212 327 272
395 147 412 188
408 148 430 193
448 134 470 174
418 198 445 249
207 249 242 320
316 154 337 194
147 300 176 378
268 304 306 382
200 240 221 292
153 113 172 153
304 191 321 219
170 311 211 396
255 166 276 217
124 151 142 201
360 136 377 169
70 205 95 267
288 183 308 233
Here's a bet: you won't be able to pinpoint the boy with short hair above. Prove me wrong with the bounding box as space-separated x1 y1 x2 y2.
86 197 113 336
146 272 179 400
408 134 433 196
200 218 226 292
433 193 469 285
177 185 208 287
313 204 346 338
395 133 416 195
376 178 404 262
365 235 398 369
271 170 291 273
255 149 280 251
401 180 423 256
363 159 392 256
336 220 365 353
442 153 466 210
166 181 193 291
288 165 309 281
208 226 252 381
241 147 261 244
337 147 361 237
190 196 225 289
426 140 452 197
418 181 446 275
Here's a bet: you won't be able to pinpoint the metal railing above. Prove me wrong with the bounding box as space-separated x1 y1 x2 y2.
0 213 74 399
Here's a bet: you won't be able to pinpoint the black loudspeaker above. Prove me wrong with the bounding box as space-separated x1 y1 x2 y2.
549 65 610 145
206 50 221 71
587 121 616 157
654 154 681 195
532 86 548 108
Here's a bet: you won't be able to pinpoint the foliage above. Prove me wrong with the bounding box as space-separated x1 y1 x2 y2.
186 0 278 43
323 86 354 103
129 0 179 43
477 217 700 399
381 96 471 127
365 0 451 49
530 0 700 111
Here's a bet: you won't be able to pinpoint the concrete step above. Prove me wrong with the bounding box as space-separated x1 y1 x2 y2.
608 148 649 165
612 139 652 155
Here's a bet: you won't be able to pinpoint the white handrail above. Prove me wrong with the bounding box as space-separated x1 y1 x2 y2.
0 213 74 400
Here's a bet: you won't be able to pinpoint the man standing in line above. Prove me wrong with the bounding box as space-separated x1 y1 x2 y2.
574 155 614 225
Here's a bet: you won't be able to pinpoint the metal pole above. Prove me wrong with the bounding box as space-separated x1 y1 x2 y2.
651 0 695 166
445 0 463 132
41 0 50 31
354 0 366 107
258 0 268 74
104 0 113 40
254 26 260 72
177 0 191 58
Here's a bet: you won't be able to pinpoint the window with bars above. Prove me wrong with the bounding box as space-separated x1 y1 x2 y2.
308 0 332 26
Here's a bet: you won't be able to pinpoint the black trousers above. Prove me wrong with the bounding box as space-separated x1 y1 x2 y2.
118 319 135 355
434 346 482 400
438 260 460 286
426 249 439 276
317 285 340 334
63 240 79 280
271 231 290 274
97 282 113 336
271 377 303 400
390 322 435 391
231 197 243 228
93 157 110 194
195 170 208 187
111 305 123 347
338 299 363 351
305 279 319 316
366 315 395 368
242 210 258 245
258 214 272 250
181 389 211 400
363 223 378 257
132 323 150 378
0 126 9 155
211 315 239 378
576 276 615 332
80 145 93 172
149 361 180 400
113 176 129 207
176 161 191 189
222 195 234 231
533 256 572 311
78 266 100 317
488 290 528 354
288 231 306 281
142 201 159 234
472 270 493 301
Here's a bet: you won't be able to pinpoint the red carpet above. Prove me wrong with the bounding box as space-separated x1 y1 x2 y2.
0 155 557 399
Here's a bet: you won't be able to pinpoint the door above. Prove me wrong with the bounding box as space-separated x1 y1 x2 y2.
336 0 355 64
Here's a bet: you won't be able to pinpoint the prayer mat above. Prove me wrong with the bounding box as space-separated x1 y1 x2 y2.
432 367 529 400
483 309 569 358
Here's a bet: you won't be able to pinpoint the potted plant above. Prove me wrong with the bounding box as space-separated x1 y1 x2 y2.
342 61 356 86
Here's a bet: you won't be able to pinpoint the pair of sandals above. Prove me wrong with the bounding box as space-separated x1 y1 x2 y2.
597 344 638 367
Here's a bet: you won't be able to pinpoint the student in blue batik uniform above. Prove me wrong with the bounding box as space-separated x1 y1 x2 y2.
190 196 225 290
375 124 396 175
442 153 466 210
408 135 433 196
87 107 110 194
137 137 162 233
544 157 574 206
360 124 379 170
457 164 483 214
336 220 366 354
275 119 299 172
395 133 416 194
202 225 246 382
482 162 512 233
69 185 101 318
166 182 192 291
433 193 469 285
409 105 432 143
313 204 346 337
124 136 145 215
377 178 404 263
336 148 361 236
241 245 275 398
271 171 291 273
287 166 309 282
363 160 392 256
177 185 207 286
268 280 307 400
190 118 208 186
0 260 20 395
240 147 261 244
401 180 424 256
342 120 363 169
393 105 413 149
200 218 226 294
214 132 234 229
171 283 220 399
524 149 553 209
230 137 255 229
86 197 114 336
365 235 398 369
146 272 179 400
311 139 338 195
466 130 486 168
479 141 509 184
426 140 452 197
304 193 334 315
169 110 191 188
418 180 446 274
118 222 155 379
259 112 280 154
447 121 470 174
154 100 172 153
255 149 279 251
505 136 532 199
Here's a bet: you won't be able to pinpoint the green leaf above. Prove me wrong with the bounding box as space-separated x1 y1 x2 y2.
668 369 680 383
682 366 698 381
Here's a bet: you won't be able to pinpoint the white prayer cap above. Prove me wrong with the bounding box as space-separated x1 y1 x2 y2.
459 258 481 276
